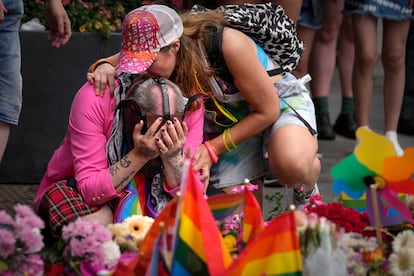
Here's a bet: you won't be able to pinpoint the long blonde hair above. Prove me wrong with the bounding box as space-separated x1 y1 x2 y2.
172 10 228 110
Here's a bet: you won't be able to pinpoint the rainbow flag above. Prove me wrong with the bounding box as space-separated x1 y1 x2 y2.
135 197 178 275
242 188 265 247
170 162 232 275
207 191 245 221
145 227 169 276
226 211 302 276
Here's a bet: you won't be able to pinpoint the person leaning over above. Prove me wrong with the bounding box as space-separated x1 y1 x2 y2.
87 4 321 208
34 6 204 243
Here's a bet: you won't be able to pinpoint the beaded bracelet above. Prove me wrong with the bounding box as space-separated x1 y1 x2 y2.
204 141 219 163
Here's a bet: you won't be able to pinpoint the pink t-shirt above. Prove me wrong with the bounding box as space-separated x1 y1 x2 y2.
33 82 204 212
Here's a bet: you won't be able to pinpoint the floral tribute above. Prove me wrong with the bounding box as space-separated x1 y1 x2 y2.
45 218 122 275
0 204 45 276
107 214 154 252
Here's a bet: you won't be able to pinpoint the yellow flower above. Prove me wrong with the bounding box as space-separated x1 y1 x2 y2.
94 21 102 30
223 234 238 253
79 25 86 33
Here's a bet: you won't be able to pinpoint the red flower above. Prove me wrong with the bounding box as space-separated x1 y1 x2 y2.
307 203 370 234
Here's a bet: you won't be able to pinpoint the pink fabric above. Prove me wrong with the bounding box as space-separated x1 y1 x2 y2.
34 82 204 212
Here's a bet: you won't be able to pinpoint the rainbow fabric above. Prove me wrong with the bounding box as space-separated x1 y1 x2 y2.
242 189 265 247
170 163 232 276
226 212 302 276
207 191 245 221
113 174 146 223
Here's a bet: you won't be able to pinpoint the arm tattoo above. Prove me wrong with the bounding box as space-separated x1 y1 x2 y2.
110 165 120 176
120 155 132 168
114 170 136 190
171 158 184 182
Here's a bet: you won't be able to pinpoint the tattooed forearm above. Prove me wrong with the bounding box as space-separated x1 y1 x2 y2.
114 169 136 190
110 165 120 176
170 157 184 182
119 155 132 168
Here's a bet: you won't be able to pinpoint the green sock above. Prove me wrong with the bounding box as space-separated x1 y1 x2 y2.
313 97 329 114
341 97 354 114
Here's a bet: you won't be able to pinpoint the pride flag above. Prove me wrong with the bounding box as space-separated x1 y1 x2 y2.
242 188 265 247
207 191 245 221
170 161 232 275
135 197 178 275
226 211 302 276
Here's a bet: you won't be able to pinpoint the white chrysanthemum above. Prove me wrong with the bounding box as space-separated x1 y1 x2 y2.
101 240 121 268
392 230 414 252
389 248 414 276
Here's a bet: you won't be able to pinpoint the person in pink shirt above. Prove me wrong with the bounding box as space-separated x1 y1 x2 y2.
34 6 204 243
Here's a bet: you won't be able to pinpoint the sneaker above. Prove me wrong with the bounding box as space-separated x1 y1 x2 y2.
293 183 320 208
264 170 282 187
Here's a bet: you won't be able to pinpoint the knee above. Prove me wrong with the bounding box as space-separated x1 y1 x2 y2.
272 156 320 188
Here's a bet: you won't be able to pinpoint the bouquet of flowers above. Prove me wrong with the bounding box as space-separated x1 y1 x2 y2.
47 218 121 275
107 214 154 252
0 204 45 276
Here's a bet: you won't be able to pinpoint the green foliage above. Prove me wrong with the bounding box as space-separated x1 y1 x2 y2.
264 191 286 221
22 0 180 38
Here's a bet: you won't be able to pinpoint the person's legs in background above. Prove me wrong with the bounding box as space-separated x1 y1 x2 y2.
351 12 409 156
397 21 414 136
0 0 24 163
309 0 356 140
333 14 356 138
381 18 410 155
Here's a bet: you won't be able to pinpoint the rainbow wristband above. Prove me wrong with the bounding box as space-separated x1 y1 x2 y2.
204 141 219 163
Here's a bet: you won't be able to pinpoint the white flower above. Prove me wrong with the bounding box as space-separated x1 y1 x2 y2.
389 248 414 276
101 240 121 268
392 230 414 252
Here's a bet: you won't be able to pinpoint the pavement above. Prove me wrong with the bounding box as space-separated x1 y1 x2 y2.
0 60 413 218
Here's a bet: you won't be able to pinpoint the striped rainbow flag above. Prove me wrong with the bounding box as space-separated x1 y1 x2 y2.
226 211 302 276
207 191 245 221
242 188 265 247
170 162 232 275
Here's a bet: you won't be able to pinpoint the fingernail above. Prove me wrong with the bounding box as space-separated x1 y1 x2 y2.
173 117 178 122
158 117 163 122
161 128 166 132
155 138 160 142
59 30 65 35
167 120 172 125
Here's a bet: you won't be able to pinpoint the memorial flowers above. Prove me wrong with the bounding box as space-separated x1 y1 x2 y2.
0 204 45 276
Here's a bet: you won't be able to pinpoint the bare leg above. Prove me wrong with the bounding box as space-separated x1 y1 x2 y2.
351 14 378 128
268 125 320 191
81 204 114 226
0 121 11 163
309 0 344 99
337 15 354 99
293 25 317 78
382 19 410 133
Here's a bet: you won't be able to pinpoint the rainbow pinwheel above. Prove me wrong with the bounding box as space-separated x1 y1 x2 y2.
331 127 414 226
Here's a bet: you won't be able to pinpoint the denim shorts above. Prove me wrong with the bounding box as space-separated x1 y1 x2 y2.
343 0 414 20
209 72 316 189
298 0 323 30
0 0 24 125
